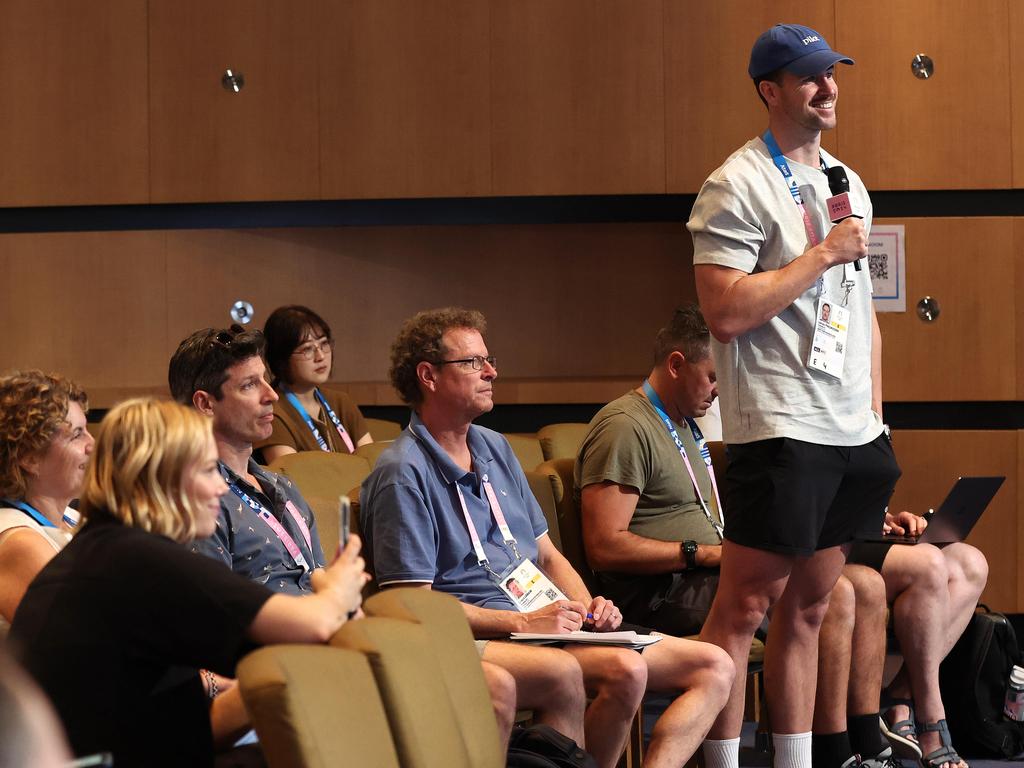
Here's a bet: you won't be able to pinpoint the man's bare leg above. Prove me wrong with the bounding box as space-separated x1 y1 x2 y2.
812 575 855 737
563 645 648 768
764 544 848 734
881 544 980 767
481 660 517 753
641 636 734 768
699 540 794 740
842 564 890 760
482 641 587 747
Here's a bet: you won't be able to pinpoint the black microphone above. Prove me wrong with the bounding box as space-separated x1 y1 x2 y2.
826 165 863 271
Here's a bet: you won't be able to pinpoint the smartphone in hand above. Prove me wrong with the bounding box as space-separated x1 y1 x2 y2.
339 494 351 550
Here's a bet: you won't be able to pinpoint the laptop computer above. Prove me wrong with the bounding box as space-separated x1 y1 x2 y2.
859 476 1005 546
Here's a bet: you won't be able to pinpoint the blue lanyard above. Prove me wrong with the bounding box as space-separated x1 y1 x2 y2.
1 498 57 528
282 387 352 453
640 383 724 539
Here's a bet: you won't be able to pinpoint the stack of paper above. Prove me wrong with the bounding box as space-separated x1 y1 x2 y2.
508 630 661 650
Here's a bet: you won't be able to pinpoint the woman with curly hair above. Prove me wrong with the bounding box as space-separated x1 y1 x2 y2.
10 398 367 766
0 370 92 627
258 305 372 463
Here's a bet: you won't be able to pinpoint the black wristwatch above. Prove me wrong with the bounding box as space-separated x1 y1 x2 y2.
681 540 698 570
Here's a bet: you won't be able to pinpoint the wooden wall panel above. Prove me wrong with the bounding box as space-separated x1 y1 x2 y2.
835 0 1011 190
665 1 837 193
889 430 1018 611
0 232 168 400
1012 4 1024 187
491 0 665 195
149 0 320 202
162 224 693 393
319 0 491 199
875 217 1015 402
0 1 148 206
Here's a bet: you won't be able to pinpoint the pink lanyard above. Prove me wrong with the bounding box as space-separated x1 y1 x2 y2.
455 474 522 578
230 483 313 572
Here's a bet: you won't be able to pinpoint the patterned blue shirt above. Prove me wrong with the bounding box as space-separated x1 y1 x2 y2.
190 458 326 595
360 412 548 610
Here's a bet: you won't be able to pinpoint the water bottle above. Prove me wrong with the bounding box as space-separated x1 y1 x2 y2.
1004 664 1024 721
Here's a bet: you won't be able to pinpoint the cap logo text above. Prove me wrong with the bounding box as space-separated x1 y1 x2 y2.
802 35 820 45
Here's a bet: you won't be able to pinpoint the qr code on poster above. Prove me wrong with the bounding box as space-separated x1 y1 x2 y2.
868 252 888 281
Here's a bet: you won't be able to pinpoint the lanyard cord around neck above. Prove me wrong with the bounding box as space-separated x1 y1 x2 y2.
640 382 724 540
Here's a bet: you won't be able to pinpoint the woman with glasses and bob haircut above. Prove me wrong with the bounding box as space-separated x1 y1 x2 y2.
258 305 372 463
10 398 368 767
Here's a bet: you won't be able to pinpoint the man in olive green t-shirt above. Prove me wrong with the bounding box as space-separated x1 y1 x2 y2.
575 306 722 636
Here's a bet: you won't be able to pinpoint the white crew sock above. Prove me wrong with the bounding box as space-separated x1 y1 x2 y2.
702 737 740 768
773 731 813 768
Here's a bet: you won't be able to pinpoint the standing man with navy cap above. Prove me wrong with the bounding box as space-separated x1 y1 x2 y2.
687 24 902 768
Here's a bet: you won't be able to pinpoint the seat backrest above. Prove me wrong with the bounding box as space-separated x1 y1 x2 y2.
364 417 402 442
524 468 562 551
332 615 490 768
535 457 599 594
356 440 393 468
537 423 590 462
503 433 545 472
268 451 373 560
364 589 505 768
238 644 400 768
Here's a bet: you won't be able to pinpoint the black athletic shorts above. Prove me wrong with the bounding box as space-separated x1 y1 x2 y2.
723 431 901 556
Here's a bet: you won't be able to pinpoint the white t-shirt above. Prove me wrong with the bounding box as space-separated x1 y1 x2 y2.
688 136 883 447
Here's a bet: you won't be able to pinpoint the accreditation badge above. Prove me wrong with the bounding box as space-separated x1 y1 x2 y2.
807 297 850 380
496 558 568 612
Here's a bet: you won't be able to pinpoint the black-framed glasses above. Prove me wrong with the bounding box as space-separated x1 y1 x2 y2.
292 338 335 360
433 355 497 371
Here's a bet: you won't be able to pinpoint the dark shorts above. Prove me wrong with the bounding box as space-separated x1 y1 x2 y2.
600 569 720 638
723 432 901 557
847 540 894 572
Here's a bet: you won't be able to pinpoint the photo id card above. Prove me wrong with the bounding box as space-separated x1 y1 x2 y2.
497 558 568 612
807 298 850 380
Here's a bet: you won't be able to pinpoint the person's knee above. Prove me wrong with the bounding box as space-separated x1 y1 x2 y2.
482 662 517 729
847 565 887 626
897 545 948 595
533 649 586 710
948 544 989 594
700 643 737 705
597 650 648 709
822 575 855 635
709 585 775 638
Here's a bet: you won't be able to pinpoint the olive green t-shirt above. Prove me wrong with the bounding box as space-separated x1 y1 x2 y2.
574 390 722 545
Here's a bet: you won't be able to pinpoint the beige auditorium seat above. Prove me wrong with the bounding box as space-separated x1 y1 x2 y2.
524 468 562 551
355 440 393 468
363 589 506 768
238 644 400 768
504 433 545 472
364 417 402 442
268 451 372 560
332 611 504 768
535 457 599 595
537 422 590 462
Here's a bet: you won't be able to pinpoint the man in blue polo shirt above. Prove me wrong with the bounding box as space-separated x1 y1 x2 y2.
361 307 734 768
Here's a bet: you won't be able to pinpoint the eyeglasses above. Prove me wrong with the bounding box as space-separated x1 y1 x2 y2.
433 355 497 371
292 338 335 360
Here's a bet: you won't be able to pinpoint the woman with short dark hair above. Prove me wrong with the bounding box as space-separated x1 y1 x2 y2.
258 305 372 463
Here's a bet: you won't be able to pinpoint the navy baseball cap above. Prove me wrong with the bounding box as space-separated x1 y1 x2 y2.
748 24 853 79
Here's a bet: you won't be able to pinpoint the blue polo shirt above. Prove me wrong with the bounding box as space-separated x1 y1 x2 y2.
361 412 549 610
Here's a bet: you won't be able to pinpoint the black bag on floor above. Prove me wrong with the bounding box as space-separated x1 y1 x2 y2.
938 604 1024 758
506 724 598 768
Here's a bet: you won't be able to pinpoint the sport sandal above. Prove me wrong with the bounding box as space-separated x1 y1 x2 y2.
916 719 966 768
880 699 922 760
